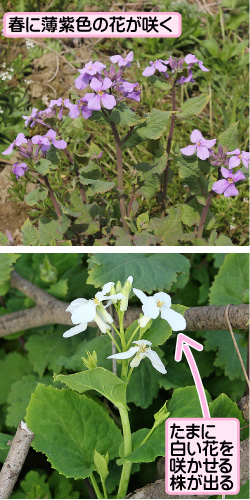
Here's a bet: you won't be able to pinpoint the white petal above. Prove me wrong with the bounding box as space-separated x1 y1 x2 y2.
94 312 111 333
133 288 148 304
153 292 171 308
138 316 151 328
130 352 144 368
71 300 96 324
142 299 159 319
66 298 88 313
107 346 138 360
127 276 133 284
97 306 113 324
63 322 88 338
145 350 167 374
133 339 152 346
101 282 115 295
106 293 126 300
160 307 186 331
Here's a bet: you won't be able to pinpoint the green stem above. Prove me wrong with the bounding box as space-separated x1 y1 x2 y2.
117 405 133 499
118 311 128 378
106 327 121 352
127 324 140 346
90 472 103 499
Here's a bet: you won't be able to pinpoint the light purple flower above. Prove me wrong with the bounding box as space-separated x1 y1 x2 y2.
227 149 249 170
142 59 169 77
31 129 67 153
67 99 92 120
177 69 194 85
48 98 72 120
2 133 28 155
212 167 245 197
23 108 40 127
120 81 141 102
75 60 106 90
184 54 209 72
84 78 116 111
12 162 29 180
110 51 133 68
180 129 216 160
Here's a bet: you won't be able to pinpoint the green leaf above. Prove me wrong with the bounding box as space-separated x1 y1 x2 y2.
177 94 210 119
38 216 70 245
181 204 200 226
117 422 165 465
46 145 60 165
209 253 249 305
24 188 48 206
138 175 159 200
0 353 32 405
19 471 51 499
0 432 13 450
148 75 172 92
136 213 149 232
203 331 247 381
6 374 51 428
25 384 122 479
122 109 171 148
55 367 127 409
143 316 172 346
58 334 113 373
110 103 145 127
0 254 20 288
87 253 190 294
21 219 40 246
48 279 68 299
89 180 115 194
127 358 161 409
217 122 238 151
94 450 109 484
150 209 183 245
209 393 246 426
167 385 212 418
35 159 53 176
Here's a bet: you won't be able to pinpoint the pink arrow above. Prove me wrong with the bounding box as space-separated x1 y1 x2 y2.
175 333 210 419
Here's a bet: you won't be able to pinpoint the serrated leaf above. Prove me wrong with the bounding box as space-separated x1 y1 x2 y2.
94 450 109 484
35 159 53 176
167 385 212 418
0 254 20 287
177 94 210 119
90 180 115 194
122 109 171 148
150 209 183 245
19 471 51 499
209 393 246 425
0 353 32 405
55 367 127 409
87 253 190 294
148 75 172 92
127 358 160 409
209 253 249 305
48 279 68 299
110 103 145 127
203 331 247 381
21 219 40 246
25 384 122 479
58 335 113 373
217 122 238 151
25 188 48 206
38 216 70 245
0 432 13 450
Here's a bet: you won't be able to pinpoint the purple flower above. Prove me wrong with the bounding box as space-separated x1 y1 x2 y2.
177 69 194 85
110 51 133 68
142 59 169 77
2 133 28 155
67 99 92 119
31 129 67 153
23 108 40 127
212 167 245 197
184 54 209 72
210 144 229 167
12 162 29 180
75 60 106 90
120 81 141 102
227 149 249 170
180 129 216 160
85 78 116 111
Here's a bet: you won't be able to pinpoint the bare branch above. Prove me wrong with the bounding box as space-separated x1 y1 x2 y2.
0 271 248 338
0 421 34 499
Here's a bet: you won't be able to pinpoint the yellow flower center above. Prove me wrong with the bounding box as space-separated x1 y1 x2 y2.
197 142 200 146
239 154 242 158
228 178 234 184
157 300 165 308
94 297 99 304
139 342 150 353
98 90 104 95
136 86 141 91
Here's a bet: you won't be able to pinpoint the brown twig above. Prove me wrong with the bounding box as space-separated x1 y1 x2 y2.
196 192 214 239
161 85 176 215
225 305 250 390
110 121 129 232
0 421 34 499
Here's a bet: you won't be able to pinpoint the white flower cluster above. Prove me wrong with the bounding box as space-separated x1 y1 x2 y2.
63 277 186 375
26 40 35 49
0 68 14 81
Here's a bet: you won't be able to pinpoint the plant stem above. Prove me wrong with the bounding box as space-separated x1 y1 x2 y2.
161 84 176 215
75 168 87 204
196 192 214 239
107 327 121 352
117 405 133 499
43 175 61 219
127 324 140 346
110 121 129 232
90 472 103 499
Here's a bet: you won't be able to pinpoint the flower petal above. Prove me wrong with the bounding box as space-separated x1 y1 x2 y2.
153 292 171 308
142 66 155 77
87 94 101 111
197 145 210 160
133 288 148 304
180 144 197 156
94 311 110 333
227 149 240 155
224 184 239 197
66 298 89 313
52 139 67 149
101 93 116 110
110 55 122 64
202 139 216 148
212 179 229 194
142 299 159 320
221 166 232 179
71 300 96 324
160 307 186 331
190 129 203 143
90 77 102 92
144 350 167 374
102 77 112 91
63 322 88 338
2 143 14 155
228 156 240 169
233 170 246 182
107 346 138 360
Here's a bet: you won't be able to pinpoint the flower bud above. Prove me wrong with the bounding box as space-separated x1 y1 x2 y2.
82 350 98 369
94 311 111 333
138 315 151 328
97 303 113 324
120 276 133 311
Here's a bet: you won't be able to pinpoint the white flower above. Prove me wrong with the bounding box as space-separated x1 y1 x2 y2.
120 276 133 311
133 289 186 331
63 282 125 337
107 339 167 374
